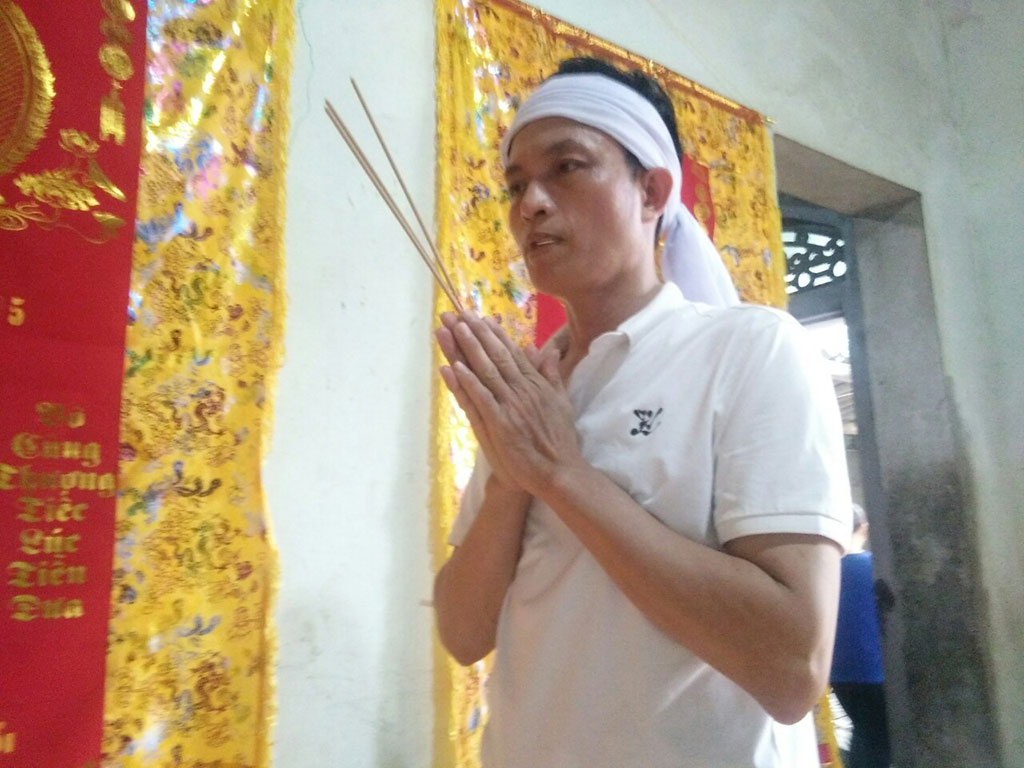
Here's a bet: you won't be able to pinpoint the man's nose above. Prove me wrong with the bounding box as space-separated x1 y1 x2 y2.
519 180 552 219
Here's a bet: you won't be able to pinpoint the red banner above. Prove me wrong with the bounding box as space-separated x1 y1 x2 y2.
0 1 147 765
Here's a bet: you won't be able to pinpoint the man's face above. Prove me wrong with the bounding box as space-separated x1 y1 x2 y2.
503 117 651 299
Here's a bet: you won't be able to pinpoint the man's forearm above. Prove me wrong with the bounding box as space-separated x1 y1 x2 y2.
540 461 842 723
433 476 531 665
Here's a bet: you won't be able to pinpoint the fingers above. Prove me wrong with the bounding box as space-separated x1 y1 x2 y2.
442 360 507 469
438 314 510 422
441 362 489 432
436 327 464 371
437 312 509 426
438 360 462 395
437 310 561 424
444 312 536 400
440 361 522 490
482 315 536 377
437 313 578 496
536 343 563 386
452 323 511 400
523 343 542 369
436 312 466 368
524 341 563 388
461 314 523 383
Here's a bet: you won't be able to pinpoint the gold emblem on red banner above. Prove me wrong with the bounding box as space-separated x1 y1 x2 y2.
0 0 130 241
0 0 54 176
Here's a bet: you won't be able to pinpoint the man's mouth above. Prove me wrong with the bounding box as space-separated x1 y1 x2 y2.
528 233 560 251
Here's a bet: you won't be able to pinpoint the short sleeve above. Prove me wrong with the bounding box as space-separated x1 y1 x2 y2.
712 310 852 548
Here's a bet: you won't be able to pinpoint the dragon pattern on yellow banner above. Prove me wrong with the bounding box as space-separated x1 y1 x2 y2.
102 2 292 765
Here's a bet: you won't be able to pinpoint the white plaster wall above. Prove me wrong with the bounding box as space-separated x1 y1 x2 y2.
269 1 1022 765
270 1 438 765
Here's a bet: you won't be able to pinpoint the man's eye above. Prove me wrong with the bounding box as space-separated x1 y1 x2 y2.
558 159 581 173
507 182 524 198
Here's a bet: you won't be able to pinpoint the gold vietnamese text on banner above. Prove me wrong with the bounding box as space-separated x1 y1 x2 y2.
432 1 821 767
101 1 293 765
0 1 148 765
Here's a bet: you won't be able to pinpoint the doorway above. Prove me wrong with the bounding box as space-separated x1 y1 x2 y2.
781 195 878 763
774 137 1001 767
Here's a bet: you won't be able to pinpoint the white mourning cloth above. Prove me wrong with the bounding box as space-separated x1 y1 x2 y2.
500 72 740 307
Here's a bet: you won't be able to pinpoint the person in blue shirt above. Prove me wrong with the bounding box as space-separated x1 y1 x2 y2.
831 504 891 768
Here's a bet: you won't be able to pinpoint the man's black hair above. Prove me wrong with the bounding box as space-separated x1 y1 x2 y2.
552 57 684 161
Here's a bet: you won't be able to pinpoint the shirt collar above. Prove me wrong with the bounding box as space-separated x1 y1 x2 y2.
615 281 686 343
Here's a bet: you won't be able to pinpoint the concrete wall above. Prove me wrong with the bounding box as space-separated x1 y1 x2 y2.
268 1 1023 765
938 3 1024 763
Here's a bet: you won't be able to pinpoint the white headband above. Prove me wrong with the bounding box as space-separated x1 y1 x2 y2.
501 73 739 307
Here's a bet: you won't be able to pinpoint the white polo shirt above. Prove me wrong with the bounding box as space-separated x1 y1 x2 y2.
449 282 851 768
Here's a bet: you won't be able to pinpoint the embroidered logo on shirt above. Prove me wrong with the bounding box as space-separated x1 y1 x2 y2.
630 408 663 436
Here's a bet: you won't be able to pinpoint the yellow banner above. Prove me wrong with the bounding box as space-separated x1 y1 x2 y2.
101 2 293 764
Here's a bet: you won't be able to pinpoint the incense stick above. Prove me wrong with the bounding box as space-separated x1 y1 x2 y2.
323 93 464 311
348 79 463 308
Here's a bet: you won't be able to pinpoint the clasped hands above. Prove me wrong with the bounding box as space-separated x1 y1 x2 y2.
436 311 579 497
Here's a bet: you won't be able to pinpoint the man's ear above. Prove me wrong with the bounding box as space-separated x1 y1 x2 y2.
640 167 674 223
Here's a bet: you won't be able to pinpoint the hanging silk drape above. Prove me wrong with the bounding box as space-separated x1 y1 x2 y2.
101 1 292 765
1 0 292 765
431 2 842 767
